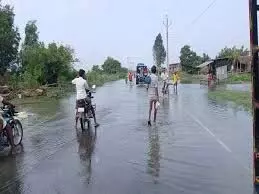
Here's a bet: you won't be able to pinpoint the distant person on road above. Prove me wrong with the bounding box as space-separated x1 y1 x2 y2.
128 72 133 84
161 68 168 94
148 65 159 126
207 71 213 87
72 69 99 128
172 71 180 92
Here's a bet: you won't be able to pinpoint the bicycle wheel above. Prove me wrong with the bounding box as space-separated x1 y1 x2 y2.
13 119 23 146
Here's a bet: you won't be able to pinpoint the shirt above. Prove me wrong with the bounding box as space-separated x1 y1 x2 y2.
161 72 168 81
72 77 89 100
148 73 159 98
128 73 133 81
173 73 179 83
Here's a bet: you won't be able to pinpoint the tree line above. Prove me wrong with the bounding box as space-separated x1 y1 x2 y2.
0 2 126 88
180 45 249 73
152 32 249 74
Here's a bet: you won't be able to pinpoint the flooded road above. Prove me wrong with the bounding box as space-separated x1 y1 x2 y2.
0 81 253 194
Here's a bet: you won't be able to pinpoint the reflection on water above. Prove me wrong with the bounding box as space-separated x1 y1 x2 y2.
226 84 251 92
208 98 229 113
147 126 160 183
76 129 97 185
14 97 62 123
0 145 25 194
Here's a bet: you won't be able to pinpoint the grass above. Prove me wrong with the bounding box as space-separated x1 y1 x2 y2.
180 72 204 84
208 89 251 112
87 72 125 87
180 72 251 85
226 73 251 84
5 72 125 100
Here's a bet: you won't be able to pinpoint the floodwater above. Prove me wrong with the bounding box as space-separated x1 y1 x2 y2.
0 81 254 194
226 83 251 92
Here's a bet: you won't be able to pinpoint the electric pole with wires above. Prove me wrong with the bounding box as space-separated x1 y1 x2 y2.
249 0 259 192
163 14 172 73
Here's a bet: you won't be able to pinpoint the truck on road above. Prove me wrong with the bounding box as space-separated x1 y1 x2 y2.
136 63 148 85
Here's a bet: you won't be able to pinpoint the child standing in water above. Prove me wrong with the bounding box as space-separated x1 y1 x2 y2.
148 66 159 126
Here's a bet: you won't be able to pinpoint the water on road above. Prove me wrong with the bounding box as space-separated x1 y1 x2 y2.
0 81 253 194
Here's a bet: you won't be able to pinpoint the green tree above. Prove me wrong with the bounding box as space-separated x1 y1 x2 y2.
102 57 122 74
24 20 39 47
201 53 211 63
153 33 166 68
21 42 75 86
217 46 249 60
180 45 202 73
44 43 74 84
121 67 128 74
0 3 20 75
21 43 46 86
217 46 249 72
92 65 102 73
20 20 40 74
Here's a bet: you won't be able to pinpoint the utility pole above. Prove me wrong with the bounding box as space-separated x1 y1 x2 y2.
163 14 172 73
249 0 259 192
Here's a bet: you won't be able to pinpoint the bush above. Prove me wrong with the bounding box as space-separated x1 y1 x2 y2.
227 73 251 84
87 71 125 87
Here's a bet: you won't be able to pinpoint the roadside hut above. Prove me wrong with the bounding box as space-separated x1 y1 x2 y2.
197 58 231 83
234 55 251 72
197 60 214 75
211 58 231 82
169 63 181 73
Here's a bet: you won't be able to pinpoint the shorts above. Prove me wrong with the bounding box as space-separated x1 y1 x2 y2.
149 94 158 101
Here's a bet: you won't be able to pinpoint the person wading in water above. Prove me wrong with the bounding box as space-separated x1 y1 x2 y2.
148 66 159 126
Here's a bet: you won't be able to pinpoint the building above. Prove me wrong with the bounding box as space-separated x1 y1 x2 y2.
197 60 214 75
213 58 230 81
234 56 251 72
169 63 181 73
197 58 232 81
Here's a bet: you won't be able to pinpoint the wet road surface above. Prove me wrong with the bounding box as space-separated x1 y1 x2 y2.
0 81 253 194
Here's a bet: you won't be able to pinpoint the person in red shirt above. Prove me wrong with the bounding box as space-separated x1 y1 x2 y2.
207 71 213 87
128 72 133 83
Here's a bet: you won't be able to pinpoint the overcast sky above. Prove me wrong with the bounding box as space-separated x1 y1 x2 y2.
4 0 249 70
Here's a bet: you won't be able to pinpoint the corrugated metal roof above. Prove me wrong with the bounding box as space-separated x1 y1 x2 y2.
197 60 213 68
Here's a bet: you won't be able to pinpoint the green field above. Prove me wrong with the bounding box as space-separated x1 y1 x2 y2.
208 89 251 112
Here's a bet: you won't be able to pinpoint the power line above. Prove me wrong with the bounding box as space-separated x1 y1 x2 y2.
189 0 218 26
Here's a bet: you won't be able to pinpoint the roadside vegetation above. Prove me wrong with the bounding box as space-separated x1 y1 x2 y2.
87 57 127 87
180 72 205 84
226 73 251 84
208 89 251 112
179 45 249 82
0 2 127 99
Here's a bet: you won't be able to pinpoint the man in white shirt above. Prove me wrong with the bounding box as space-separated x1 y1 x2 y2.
161 68 168 93
72 69 99 128
0 95 15 149
148 66 159 126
